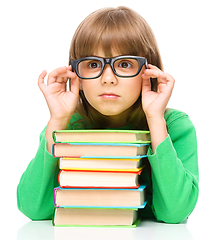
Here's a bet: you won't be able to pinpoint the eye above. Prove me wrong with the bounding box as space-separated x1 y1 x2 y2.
88 61 102 69
118 61 132 68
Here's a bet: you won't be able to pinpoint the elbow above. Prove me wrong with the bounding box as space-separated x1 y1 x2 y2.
153 188 199 224
154 207 191 224
17 187 53 221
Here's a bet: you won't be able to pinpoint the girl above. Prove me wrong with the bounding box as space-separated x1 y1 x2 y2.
17 6 198 224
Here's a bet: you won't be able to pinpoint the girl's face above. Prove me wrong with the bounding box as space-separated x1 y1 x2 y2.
80 50 144 118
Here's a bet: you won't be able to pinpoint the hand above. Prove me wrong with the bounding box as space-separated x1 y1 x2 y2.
142 64 175 153
38 66 80 125
141 64 175 120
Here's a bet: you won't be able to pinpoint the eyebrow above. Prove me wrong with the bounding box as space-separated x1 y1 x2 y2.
89 54 129 58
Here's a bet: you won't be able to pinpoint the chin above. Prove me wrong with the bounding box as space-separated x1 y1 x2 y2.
95 108 123 116
100 111 121 116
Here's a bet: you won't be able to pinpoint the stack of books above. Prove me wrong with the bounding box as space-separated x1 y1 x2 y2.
52 130 150 227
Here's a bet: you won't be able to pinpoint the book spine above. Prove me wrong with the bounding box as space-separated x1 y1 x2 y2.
54 188 57 207
59 169 143 174
52 131 56 143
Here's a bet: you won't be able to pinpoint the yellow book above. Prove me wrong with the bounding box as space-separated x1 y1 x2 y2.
59 157 145 172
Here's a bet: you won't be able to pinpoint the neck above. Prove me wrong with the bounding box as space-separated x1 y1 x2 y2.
106 116 128 128
104 108 133 129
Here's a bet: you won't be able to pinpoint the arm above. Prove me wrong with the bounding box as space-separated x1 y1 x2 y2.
141 66 199 223
38 66 80 154
148 110 199 223
142 64 175 153
17 127 59 220
17 66 80 220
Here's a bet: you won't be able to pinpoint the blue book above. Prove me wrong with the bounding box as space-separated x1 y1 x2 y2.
53 142 149 158
54 184 147 209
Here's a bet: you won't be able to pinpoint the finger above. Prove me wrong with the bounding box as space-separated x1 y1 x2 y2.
38 70 47 93
70 75 80 96
54 68 77 83
56 73 75 83
47 66 68 85
143 64 163 78
67 65 72 71
158 72 175 86
142 75 151 94
55 75 67 83
156 73 175 97
143 69 162 79
144 66 174 87
147 64 162 71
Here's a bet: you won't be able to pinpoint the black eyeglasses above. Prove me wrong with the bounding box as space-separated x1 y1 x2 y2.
70 55 148 80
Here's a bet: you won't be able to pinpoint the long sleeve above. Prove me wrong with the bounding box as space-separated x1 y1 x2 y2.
17 127 60 220
147 109 199 223
17 110 198 223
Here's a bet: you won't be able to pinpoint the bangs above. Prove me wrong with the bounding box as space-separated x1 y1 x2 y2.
70 7 151 60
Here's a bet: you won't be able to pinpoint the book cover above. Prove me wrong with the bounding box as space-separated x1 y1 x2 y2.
52 142 149 158
53 129 150 143
54 184 147 208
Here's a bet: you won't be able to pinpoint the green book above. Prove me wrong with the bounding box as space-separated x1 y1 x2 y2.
53 207 141 227
53 129 151 144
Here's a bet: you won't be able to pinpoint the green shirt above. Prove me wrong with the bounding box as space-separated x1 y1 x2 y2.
17 108 199 224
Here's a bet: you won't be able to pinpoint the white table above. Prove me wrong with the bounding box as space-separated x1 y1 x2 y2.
16 219 196 240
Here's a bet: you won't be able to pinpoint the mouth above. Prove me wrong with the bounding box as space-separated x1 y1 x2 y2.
99 92 120 100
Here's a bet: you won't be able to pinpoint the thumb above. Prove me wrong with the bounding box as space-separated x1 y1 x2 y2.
142 75 151 94
70 75 80 97
38 70 47 94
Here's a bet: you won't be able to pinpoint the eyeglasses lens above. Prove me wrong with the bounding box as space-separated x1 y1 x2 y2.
78 60 102 79
114 58 139 77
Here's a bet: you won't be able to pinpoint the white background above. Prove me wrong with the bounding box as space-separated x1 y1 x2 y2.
0 0 215 239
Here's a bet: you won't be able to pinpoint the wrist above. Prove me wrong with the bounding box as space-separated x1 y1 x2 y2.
45 117 71 155
48 116 71 130
147 116 168 154
146 114 165 127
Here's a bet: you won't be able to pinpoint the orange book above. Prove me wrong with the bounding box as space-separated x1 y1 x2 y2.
58 169 143 188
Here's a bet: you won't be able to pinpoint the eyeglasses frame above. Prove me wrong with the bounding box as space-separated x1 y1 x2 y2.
70 55 148 80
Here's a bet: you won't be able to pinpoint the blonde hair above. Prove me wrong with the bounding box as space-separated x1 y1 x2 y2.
69 6 163 129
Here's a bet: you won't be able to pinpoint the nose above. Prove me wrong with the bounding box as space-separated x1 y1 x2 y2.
100 64 118 85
